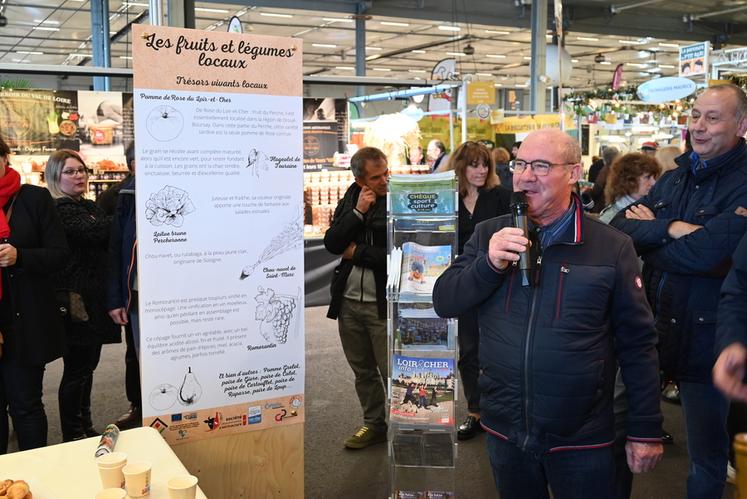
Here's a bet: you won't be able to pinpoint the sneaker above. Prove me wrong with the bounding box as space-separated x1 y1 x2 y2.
115 405 142 429
344 425 387 449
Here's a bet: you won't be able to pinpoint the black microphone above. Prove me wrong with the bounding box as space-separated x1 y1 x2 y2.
510 191 533 287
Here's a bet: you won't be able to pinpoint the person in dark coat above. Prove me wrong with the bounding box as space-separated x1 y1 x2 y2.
45 149 120 441
491 146 513 189
450 141 511 440
324 147 389 449
611 84 747 499
0 138 69 453
96 142 134 216
434 129 663 498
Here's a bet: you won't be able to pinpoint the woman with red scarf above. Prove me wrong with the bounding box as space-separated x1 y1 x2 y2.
0 138 68 453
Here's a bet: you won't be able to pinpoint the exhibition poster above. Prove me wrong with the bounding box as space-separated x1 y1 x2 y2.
133 24 304 444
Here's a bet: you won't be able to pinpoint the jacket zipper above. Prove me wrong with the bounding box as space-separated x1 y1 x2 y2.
654 271 668 315
555 262 568 321
522 255 542 450
504 270 516 313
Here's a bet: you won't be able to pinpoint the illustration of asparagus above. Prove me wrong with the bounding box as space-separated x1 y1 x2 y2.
240 217 302 279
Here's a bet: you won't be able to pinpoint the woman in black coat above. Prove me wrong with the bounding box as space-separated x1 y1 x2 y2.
0 139 69 453
449 141 511 440
45 149 120 441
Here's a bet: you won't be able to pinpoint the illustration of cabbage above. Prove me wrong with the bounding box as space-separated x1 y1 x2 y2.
239 217 302 279
145 185 195 227
254 286 297 344
179 366 202 406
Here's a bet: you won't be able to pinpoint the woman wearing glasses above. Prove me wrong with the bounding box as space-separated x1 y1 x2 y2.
449 141 511 440
45 150 119 442
0 139 68 453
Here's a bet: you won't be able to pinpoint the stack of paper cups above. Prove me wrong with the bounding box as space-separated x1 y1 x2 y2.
168 475 199 499
123 461 152 497
96 451 127 489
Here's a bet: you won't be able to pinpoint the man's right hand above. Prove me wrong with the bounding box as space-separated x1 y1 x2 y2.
488 227 529 271
355 185 376 214
713 342 747 402
108 307 129 325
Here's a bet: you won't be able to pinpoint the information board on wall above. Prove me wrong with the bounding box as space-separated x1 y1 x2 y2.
133 24 304 444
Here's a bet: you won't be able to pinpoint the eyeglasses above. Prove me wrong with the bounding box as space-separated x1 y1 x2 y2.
61 167 89 177
510 159 575 176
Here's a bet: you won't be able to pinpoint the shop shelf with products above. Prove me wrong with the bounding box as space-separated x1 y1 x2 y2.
87 169 130 201
386 171 458 499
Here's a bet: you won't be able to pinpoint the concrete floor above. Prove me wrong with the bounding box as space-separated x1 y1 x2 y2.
6 306 735 498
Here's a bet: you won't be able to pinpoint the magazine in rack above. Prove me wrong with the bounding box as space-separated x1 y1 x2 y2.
389 172 456 216
398 242 451 298
390 354 455 427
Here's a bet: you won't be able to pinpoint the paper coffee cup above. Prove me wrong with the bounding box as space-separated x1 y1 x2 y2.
123 460 152 497
96 451 127 489
95 488 127 499
167 475 199 499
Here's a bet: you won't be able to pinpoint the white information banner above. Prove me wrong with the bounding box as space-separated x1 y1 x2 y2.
132 25 304 444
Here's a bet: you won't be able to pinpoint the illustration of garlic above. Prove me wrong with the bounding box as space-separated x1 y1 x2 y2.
178 367 202 406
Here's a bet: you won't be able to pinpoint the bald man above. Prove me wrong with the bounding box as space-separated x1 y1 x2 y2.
433 129 663 499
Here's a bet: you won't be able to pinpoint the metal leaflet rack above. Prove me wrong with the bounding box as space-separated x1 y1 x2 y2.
386 171 459 499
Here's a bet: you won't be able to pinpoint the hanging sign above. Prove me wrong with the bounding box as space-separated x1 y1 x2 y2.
637 76 697 103
133 24 305 444
467 81 495 105
679 41 710 77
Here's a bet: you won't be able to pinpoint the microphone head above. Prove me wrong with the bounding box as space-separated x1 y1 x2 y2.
510 191 528 208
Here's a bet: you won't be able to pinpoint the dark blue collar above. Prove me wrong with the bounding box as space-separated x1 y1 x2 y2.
689 139 746 174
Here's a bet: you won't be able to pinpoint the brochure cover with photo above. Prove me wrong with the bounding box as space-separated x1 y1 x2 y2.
395 306 451 351
389 171 456 216
391 354 455 427
399 242 451 298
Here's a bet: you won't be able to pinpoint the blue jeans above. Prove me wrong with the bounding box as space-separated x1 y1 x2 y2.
679 381 730 499
486 434 614 499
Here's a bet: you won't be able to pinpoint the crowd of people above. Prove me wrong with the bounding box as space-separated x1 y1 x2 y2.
327 83 747 499
0 140 138 454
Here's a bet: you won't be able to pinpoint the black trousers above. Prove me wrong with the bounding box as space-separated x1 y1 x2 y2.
123 322 141 408
0 349 47 453
58 343 102 441
458 309 481 414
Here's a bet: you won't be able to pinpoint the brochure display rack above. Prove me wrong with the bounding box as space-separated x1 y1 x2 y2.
386 172 458 499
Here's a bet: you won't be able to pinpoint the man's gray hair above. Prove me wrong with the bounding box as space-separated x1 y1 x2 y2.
350 147 387 179
602 146 620 166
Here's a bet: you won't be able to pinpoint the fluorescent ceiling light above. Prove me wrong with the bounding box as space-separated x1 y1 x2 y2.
571 59 580 63
516 84 528 88
195 7 230 13
659 64 675 69
485 30 510 35
366 55 380 61
69 53 92 58
446 52 464 56
16 50 43 55
312 43 337 48
408 69 427 73
366 46 382 51
372 67 391 71
34 19 59 24
120 56 133 60
413 77 422 80
11 59 30 63
659 43 679 48
627 62 648 67
411 50 426 54
576 36 599 42
32 26 59 31
335 66 355 71
648 67 662 72
438 25 461 32
618 39 643 45
486 54 506 59
259 12 293 18
476 73 492 77
381 21 410 27
523 56 531 60
123 2 148 6
494 83 503 87
322 17 353 23
600 61 612 65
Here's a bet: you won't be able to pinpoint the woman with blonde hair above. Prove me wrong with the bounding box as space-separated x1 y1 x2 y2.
451 141 511 440
45 149 120 441
599 153 661 224
655 145 682 174
491 146 512 187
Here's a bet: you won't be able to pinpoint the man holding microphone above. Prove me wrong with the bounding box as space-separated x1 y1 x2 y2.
433 129 663 498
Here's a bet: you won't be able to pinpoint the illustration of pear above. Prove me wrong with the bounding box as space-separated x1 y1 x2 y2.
47 110 59 134
178 366 202 406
